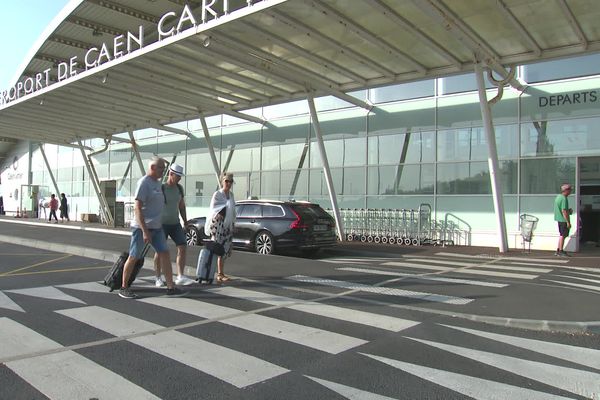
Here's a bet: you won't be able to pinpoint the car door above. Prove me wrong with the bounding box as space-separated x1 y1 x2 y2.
232 203 262 246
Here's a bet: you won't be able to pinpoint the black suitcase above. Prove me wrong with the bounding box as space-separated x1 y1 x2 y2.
103 244 150 292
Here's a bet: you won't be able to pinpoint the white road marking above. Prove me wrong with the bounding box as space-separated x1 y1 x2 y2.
0 318 160 399
139 297 367 354
207 286 419 332
406 337 600 396
287 275 473 305
362 353 573 400
57 282 114 293
544 280 600 292
56 306 289 388
5 286 85 304
336 267 508 288
382 261 538 280
306 375 398 400
442 324 600 370
435 252 569 264
0 291 25 312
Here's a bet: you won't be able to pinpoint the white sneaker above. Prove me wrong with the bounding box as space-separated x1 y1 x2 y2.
155 276 166 287
175 275 195 286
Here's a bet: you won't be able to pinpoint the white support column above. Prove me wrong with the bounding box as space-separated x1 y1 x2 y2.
38 144 60 196
128 131 146 176
307 94 345 241
200 116 222 185
474 62 508 253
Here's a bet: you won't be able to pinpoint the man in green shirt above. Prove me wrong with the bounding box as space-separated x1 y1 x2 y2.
553 183 573 257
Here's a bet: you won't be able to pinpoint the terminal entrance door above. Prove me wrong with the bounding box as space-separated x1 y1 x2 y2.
578 156 600 248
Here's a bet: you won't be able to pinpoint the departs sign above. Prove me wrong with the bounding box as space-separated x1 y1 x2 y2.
0 0 249 106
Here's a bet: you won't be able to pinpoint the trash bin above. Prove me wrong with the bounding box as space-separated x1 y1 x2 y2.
519 214 539 252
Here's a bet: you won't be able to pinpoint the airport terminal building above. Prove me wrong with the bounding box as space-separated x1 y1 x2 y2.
1 0 600 252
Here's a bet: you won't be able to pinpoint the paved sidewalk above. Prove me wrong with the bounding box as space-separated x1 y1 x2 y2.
1 216 599 334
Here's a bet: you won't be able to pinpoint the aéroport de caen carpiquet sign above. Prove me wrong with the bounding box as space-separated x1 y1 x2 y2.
0 0 246 106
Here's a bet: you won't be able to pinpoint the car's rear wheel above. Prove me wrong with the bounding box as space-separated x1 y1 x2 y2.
255 231 274 255
186 226 200 246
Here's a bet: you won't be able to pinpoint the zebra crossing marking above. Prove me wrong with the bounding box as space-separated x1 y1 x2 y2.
361 353 573 400
336 267 508 288
405 337 600 396
0 318 160 400
0 291 25 312
435 252 569 264
206 286 420 332
5 286 86 304
56 305 289 388
56 281 113 293
382 261 539 280
442 324 600 370
287 275 473 305
544 279 600 293
139 297 367 354
305 376 398 400
399 258 552 273
554 274 600 285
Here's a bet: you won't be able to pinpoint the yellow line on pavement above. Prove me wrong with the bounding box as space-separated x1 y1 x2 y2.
1 265 110 277
0 253 58 256
0 254 73 276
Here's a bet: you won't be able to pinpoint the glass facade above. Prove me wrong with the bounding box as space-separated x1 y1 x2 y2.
14 53 600 249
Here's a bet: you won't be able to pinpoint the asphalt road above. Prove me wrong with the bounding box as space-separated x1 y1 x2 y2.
1 227 600 399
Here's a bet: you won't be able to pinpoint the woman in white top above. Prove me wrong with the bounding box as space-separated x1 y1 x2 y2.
205 172 236 282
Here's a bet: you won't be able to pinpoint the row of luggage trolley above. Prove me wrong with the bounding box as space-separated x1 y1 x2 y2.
328 204 458 246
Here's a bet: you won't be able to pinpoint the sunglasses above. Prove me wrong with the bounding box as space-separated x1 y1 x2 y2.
224 180 233 183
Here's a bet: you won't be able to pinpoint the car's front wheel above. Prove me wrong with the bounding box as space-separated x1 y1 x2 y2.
255 231 274 255
186 226 200 246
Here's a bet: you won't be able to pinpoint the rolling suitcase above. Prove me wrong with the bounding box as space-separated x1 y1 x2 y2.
103 243 150 292
196 241 223 284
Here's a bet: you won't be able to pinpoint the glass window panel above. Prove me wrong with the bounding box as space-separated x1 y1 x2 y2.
341 167 365 196
368 131 435 164
523 53 600 83
437 161 518 195
368 98 436 134
438 125 518 161
261 171 280 196
368 164 434 195
370 80 435 103
521 117 600 157
263 117 309 146
436 195 518 232
440 73 493 95
263 100 309 119
366 195 434 210
520 157 576 194
437 92 518 128
283 169 308 198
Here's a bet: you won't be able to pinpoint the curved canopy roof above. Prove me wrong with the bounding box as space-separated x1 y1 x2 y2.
1 0 600 150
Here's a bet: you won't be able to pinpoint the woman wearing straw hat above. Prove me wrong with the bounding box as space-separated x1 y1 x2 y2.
204 172 236 282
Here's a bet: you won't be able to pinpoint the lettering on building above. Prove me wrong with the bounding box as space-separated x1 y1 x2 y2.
0 0 238 106
538 90 598 107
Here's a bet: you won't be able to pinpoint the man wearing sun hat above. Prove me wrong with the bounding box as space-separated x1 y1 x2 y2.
554 183 573 257
153 163 195 286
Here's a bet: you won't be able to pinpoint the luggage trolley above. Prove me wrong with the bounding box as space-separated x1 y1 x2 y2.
519 214 539 253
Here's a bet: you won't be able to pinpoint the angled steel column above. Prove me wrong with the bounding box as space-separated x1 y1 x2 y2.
199 116 222 185
128 131 146 176
78 140 114 226
474 62 508 253
38 144 60 196
307 94 345 241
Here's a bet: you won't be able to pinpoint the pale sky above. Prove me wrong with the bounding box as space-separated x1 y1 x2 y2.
0 0 71 91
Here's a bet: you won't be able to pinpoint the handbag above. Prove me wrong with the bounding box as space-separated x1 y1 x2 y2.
206 241 225 256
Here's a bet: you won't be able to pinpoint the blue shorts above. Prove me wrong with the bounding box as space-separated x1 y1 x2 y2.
163 223 187 246
129 228 168 258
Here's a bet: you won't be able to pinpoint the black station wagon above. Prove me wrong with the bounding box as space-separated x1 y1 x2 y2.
185 200 337 255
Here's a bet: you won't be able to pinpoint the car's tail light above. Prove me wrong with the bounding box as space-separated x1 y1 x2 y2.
290 209 308 230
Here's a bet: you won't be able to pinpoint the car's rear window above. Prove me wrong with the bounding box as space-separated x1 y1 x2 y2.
262 205 284 217
290 204 331 219
237 204 262 217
